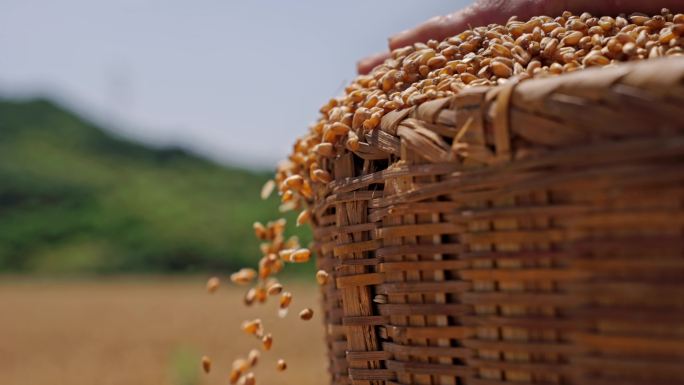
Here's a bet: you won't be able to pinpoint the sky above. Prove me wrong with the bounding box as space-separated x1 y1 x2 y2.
1 0 468 169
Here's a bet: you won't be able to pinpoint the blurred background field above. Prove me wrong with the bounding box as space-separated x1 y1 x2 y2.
0 98 307 275
1 1 464 384
0 278 326 385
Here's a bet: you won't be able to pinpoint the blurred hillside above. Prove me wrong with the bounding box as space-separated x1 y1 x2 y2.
0 99 307 274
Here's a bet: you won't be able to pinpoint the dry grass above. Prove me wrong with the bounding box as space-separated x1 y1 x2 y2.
0 277 327 385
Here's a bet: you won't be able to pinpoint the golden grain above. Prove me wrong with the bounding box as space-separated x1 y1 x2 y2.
290 248 311 263
561 31 583 46
248 349 260 367
583 52 610 66
231 268 257 285
266 283 283 296
279 291 292 309
252 222 268 240
299 308 314 321
206 277 220 294
491 61 513 77
296 210 310 226
260 179 276 200
283 175 304 190
373 294 388 304
241 372 256 385
229 369 241 384
315 270 329 285
276 359 288 371
254 287 267 304
233 358 249 373
278 248 295 262
346 130 360 151
201 355 211 373
629 14 650 25
271 10 683 204
313 142 335 157
262 333 273 351
330 122 351 136
244 288 257 306
241 319 262 336
312 169 332 183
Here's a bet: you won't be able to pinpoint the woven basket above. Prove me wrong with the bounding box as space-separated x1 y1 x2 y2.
312 57 684 385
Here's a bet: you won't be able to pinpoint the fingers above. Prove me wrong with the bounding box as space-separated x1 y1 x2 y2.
388 1 523 51
357 51 390 75
388 11 470 51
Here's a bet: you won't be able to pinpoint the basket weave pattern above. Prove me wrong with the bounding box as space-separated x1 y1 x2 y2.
313 58 684 385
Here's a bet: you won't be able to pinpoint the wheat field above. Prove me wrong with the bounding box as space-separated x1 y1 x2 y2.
0 277 327 385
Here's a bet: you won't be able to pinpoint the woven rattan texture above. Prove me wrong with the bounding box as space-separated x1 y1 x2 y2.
312 57 684 385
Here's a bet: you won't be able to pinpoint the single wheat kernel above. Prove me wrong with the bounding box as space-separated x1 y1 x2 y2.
285 235 300 249
267 283 283 296
373 294 388 304
264 276 279 287
491 43 512 57
283 175 304 190
583 52 610 66
313 142 335 157
262 333 273 351
299 308 314 321
316 270 329 285
260 179 275 200
206 277 220 294
346 130 360 151
330 122 351 135
279 292 292 309
300 180 313 198
296 210 310 226
248 349 260 367
271 218 286 233
312 169 332 183
244 288 256 306
630 14 650 25
241 319 262 335
490 61 512 77
272 259 284 274
258 258 271 280
252 222 267 240
276 359 287 371
623 42 637 55
290 248 311 263
229 369 241 384
233 358 249 373
242 372 256 385
352 108 371 130
201 355 211 373
231 268 257 285
277 248 294 262
561 31 583 46
255 287 267 304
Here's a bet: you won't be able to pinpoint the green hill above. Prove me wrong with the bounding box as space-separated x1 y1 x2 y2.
0 98 307 274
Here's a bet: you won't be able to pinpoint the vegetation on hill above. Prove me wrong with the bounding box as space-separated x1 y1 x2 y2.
0 99 309 274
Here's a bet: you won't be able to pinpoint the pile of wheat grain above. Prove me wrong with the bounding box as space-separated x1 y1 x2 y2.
274 9 684 215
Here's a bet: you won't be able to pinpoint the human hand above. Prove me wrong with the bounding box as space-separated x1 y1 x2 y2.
357 0 683 74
